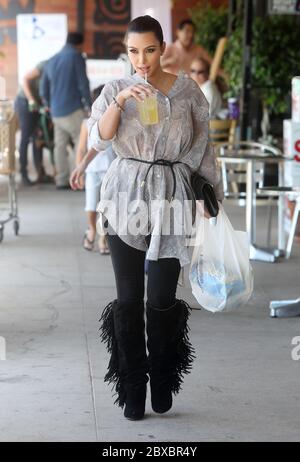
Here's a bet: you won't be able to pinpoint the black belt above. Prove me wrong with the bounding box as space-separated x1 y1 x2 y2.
126 157 183 201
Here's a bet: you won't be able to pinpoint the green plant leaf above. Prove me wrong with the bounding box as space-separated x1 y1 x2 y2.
190 2 300 115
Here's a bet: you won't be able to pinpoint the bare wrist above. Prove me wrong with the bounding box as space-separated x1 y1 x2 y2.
81 157 88 170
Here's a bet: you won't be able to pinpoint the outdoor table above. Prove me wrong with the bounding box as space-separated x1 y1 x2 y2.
217 153 294 263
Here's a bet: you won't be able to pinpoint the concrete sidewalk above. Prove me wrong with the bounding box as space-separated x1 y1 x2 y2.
0 183 299 442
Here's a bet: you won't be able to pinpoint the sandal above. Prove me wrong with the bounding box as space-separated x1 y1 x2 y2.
98 236 110 255
83 230 95 251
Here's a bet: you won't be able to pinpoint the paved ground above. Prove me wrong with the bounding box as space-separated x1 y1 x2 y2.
0 180 299 442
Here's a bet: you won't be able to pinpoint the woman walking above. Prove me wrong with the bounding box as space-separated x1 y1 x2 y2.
70 15 223 421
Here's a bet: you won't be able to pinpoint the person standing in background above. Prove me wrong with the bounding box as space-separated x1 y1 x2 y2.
190 57 223 118
15 61 51 186
161 19 212 75
40 32 91 189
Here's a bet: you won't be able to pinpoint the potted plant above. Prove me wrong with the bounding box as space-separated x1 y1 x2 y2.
189 1 228 55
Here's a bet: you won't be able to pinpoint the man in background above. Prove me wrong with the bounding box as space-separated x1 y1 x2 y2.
161 19 212 75
15 60 50 186
41 32 91 189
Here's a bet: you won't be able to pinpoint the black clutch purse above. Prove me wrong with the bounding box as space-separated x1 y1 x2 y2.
191 172 219 217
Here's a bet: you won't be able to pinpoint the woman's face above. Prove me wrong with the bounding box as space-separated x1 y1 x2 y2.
126 32 165 79
190 60 208 86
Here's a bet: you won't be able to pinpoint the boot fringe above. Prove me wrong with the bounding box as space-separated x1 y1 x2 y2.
99 301 115 352
170 299 196 395
99 300 126 408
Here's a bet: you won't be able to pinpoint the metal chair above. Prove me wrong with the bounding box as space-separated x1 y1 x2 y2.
257 187 300 259
269 297 300 318
256 187 300 317
216 141 282 247
286 195 300 258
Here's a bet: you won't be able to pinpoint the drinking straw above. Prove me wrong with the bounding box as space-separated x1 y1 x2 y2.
145 72 148 84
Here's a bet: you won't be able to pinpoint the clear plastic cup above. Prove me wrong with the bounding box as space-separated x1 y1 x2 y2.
137 93 159 125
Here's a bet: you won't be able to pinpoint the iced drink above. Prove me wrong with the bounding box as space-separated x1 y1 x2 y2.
137 94 159 125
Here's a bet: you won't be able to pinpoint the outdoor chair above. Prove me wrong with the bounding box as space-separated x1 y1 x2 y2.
216 141 282 246
258 188 300 317
209 119 237 147
257 187 300 259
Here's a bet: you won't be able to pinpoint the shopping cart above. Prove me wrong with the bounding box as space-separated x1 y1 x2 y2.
0 99 19 243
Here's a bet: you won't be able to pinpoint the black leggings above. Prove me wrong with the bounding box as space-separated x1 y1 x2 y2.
106 233 181 309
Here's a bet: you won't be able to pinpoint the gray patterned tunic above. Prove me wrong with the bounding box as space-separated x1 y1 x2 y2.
87 71 224 267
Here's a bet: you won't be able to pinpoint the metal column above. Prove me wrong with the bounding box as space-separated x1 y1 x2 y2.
240 0 253 140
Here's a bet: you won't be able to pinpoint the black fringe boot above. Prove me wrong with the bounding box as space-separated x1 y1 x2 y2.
99 299 149 420
146 299 196 414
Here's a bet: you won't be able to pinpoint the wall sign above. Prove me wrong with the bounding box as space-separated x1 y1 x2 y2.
86 59 127 90
268 0 300 14
16 14 67 84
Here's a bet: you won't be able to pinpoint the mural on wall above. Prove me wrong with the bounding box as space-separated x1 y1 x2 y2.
93 31 126 59
93 0 130 58
94 0 130 25
0 0 35 44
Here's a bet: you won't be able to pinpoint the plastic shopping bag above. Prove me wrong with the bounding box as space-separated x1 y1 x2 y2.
189 203 253 312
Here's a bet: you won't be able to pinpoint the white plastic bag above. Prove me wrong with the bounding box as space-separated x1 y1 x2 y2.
189 203 253 312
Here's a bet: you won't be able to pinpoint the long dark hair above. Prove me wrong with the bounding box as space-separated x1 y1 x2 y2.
124 15 164 45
